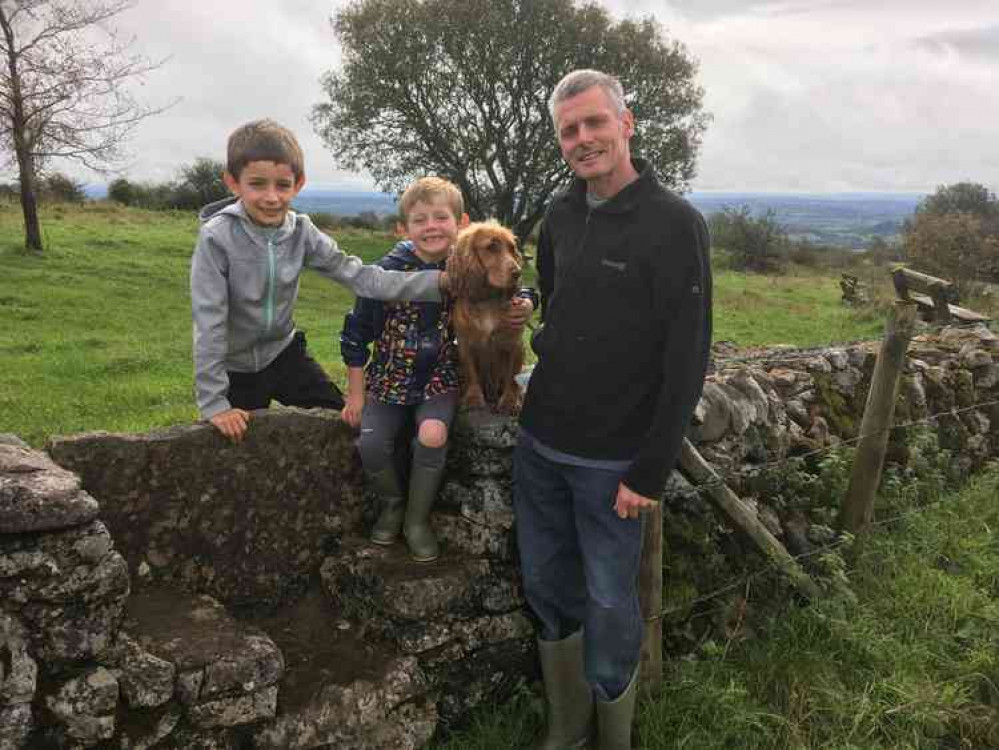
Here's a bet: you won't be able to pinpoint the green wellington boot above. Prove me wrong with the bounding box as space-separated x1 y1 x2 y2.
368 468 405 546
403 464 444 562
536 631 593 750
595 667 639 750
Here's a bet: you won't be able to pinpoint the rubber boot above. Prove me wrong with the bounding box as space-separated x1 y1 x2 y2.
403 464 444 562
595 667 639 750
368 468 405 546
536 631 593 750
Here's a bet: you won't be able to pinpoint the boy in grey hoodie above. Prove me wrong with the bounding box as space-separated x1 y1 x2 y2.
190 119 445 442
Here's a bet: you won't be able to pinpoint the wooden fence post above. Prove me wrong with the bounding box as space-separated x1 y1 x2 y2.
839 301 917 534
638 503 663 697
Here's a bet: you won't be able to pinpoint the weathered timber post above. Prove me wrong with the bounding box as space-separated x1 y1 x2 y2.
638 503 663 696
839 301 917 534
679 439 821 600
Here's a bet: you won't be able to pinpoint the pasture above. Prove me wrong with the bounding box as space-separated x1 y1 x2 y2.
0 202 884 446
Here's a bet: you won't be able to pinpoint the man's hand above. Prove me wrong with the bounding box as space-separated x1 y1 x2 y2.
614 482 657 519
209 408 251 443
342 391 365 428
505 296 534 330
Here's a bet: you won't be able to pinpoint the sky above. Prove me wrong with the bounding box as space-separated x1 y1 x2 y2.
15 0 999 194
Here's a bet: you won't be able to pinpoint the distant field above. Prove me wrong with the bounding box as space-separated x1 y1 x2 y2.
1 203 887 445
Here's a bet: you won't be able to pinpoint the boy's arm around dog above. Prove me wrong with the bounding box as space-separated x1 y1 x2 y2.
302 217 442 303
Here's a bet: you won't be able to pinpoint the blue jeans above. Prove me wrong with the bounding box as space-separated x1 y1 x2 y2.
513 432 643 700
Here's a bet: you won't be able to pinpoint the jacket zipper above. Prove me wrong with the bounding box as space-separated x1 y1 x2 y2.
265 236 276 333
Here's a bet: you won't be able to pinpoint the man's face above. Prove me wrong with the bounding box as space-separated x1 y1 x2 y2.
553 85 634 188
224 160 304 227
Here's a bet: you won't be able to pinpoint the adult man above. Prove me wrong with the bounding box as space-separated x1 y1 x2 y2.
515 69 712 749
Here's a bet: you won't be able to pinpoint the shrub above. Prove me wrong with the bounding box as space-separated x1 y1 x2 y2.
709 205 789 273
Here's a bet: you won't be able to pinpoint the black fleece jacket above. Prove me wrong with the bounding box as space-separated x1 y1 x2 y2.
519 159 712 498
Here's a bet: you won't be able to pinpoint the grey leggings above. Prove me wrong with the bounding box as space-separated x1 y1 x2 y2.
356 392 459 474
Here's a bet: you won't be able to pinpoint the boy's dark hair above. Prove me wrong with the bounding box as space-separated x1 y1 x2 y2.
226 119 304 180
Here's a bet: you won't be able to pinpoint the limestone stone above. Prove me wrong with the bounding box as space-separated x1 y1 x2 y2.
0 614 36 706
396 612 532 655
0 703 33 748
19 584 128 665
44 667 119 747
961 347 993 369
123 588 283 708
158 723 239 750
433 639 535 724
825 349 849 369
109 634 175 708
455 478 515 530
254 656 428 750
321 541 497 621
113 704 182 750
433 512 514 561
48 410 365 607
0 435 29 449
0 444 99 534
691 382 733 443
187 684 278 728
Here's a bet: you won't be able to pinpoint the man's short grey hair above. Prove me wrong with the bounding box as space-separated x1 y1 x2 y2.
548 69 627 123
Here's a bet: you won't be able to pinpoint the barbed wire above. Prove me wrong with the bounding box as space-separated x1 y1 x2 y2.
659 473 998 623
710 317 993 370
658 393 999 620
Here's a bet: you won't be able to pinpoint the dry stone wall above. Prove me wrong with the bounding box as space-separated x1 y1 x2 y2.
1 324 997 749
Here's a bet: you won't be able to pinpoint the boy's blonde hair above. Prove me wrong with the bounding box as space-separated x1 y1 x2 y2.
399 177 464 223
227 119 305 180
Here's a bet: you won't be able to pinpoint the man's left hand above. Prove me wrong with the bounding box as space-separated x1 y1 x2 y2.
504 296 534 330
614 482 657 519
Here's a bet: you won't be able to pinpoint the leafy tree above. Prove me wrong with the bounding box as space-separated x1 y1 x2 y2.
903 212 999 287
0 0 170 252
37 171 85 203
107 177 139 206
709 205 789 273
312 0 708 243
904 182 999 286
916 182 999 220
170 157 228 211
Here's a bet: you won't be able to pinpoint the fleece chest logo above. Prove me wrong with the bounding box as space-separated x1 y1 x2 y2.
601 259 627 272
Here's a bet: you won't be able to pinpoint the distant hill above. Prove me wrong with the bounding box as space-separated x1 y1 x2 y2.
83 184 922 248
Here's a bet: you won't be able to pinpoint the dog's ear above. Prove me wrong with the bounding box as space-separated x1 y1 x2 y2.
446 227 477 299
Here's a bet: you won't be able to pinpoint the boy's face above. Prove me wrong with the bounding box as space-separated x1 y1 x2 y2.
400 198 469 263
223 160 305 227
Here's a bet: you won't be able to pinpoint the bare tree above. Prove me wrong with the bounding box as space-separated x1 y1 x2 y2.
0 0 169 252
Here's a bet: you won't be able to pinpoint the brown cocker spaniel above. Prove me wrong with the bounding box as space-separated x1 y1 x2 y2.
446 221 525 414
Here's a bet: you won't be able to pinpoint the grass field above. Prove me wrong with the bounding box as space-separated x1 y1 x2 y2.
3 203 884 446
432 468 999 750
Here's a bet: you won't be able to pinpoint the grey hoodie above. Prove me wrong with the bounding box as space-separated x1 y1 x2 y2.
190 197 441 419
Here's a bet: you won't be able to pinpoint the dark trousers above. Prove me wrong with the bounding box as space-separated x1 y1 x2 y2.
227 331 344 412
513 432 643 701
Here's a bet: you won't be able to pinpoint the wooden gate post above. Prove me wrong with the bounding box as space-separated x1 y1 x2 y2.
839 301 917 534
638 503 663 697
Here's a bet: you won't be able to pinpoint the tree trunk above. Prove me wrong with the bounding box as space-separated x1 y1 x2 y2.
17 153 43 253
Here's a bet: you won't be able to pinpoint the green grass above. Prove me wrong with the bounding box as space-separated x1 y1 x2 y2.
2 203 885 446
433 468 999 750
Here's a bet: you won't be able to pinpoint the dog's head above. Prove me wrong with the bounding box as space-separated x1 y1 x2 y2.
447 221 522 300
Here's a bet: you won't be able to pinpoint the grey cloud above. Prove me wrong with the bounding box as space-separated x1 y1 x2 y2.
915 24 999 61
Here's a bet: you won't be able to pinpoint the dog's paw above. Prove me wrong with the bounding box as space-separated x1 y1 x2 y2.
462 389 488 410
497 389 523 415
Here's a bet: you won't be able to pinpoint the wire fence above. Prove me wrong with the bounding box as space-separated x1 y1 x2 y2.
657 315 999 623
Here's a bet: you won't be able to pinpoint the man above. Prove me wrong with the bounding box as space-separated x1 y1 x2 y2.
515 69 712 750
